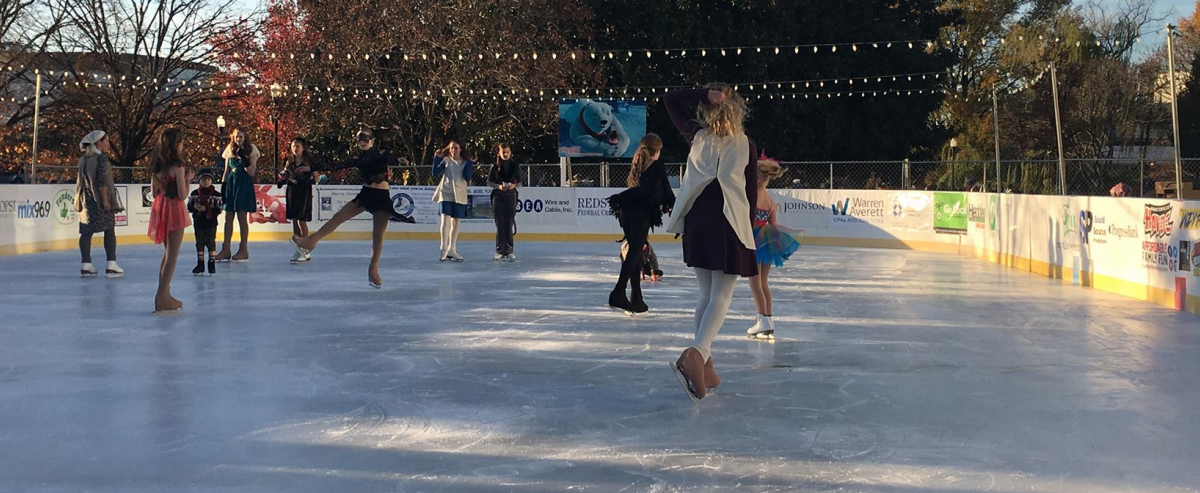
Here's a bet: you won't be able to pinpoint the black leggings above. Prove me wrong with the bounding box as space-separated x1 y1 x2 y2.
80 229 116 263
493 190 518 255
614 218 651 301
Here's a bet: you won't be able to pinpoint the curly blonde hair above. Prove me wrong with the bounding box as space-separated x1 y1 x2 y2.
698 82 749 137
757 158 783 183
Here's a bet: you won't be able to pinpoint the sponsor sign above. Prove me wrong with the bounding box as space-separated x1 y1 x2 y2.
988 195 999 232
114 186 128 227
1142 203 1177 271
1193 242 1200 278
513 188 576 227
1179 208 1200 231
890 191 934 233
251 185 289 224
831 195 887 227
933 192 967 235
1180 240 1192 273
775 190 830 230
52 189 77 225
315 186 492 225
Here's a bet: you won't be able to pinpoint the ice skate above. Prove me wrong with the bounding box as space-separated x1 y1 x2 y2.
192 258 205 276
504 253 516 262
207 259 216 275
447 250 464 262
704 357 721 391
368 266 382 289
290 235 311 259
747 314 774 340
81 262 97 278
494 252 503 261
671 347 707 403
608 289 637 316
154 294 183 314
439 249 449 262
214 248 232 262
231 248 249 263
105 261 123 278
630 292 649 314
290 249 305 264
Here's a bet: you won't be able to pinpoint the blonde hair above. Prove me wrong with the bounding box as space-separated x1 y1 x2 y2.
627 133 663 188
757 158 783 183
698 82 749 137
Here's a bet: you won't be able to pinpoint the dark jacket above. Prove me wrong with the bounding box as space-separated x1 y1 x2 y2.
187 186 223 229
608 161 677 229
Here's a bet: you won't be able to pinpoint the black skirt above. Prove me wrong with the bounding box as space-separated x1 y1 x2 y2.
286 182 313 221
351 187 394 214
608 188 665 231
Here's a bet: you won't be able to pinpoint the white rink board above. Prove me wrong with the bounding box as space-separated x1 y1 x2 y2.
2 184 1198 312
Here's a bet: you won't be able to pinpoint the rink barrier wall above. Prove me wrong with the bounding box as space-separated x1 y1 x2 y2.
2 185 1198 315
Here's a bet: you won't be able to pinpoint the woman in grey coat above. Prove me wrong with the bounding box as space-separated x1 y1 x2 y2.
75 130 124 277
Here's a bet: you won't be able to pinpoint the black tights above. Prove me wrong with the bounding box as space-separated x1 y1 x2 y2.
614 224 649 302
80 229 117 263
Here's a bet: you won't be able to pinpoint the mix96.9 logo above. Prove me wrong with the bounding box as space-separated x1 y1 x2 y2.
517 199 544 213
16 200 52 219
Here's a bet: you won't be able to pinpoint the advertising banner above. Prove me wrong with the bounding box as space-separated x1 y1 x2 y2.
574 188 622 233
773 189 830 230
829 192 890 230
933 192 968 235
513 188 576 227
557 99 647 159
889 191 935 234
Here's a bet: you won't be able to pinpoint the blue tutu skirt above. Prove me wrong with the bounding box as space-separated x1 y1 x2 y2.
754 225 802 267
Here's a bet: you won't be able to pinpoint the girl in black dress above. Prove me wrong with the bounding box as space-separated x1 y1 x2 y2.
607 134 674 314
278 137 315 262
290 129 413 288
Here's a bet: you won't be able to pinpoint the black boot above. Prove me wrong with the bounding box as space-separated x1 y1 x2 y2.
608 288 634 312
207 257 216 275
192 257 205 276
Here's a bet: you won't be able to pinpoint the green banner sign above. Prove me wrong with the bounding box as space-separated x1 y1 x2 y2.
934 192 968 235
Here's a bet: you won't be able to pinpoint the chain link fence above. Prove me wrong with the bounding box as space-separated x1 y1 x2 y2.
21 158 1200 198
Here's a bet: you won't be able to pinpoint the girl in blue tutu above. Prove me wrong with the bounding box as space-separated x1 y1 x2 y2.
747 158 802 340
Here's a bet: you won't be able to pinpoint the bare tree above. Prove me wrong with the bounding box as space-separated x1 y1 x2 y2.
46 0 258 173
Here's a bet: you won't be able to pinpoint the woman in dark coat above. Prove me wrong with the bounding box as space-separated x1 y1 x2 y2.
607 133 674 314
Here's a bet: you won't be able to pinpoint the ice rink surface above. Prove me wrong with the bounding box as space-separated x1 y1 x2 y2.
1 240 1198 492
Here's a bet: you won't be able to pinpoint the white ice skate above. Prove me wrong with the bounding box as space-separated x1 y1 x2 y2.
447 250 464 262
494 253 502 261
747 315 775 340
105 261 123 278
504 253 516 262
81 262 97 278
290 250 310 264
290 237 311 259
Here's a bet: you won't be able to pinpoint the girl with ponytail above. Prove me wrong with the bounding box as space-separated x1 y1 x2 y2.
606 133 674 314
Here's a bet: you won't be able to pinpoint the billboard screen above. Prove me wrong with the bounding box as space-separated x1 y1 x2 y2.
557 99 647 159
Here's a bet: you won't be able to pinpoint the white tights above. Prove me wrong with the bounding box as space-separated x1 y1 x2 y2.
439 215 461 254
691 267 739 361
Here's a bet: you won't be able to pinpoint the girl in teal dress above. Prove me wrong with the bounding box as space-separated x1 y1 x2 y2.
746 158 802 340
216 128 260 262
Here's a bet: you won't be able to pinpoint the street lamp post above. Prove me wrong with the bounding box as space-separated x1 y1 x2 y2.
950 138 959 190
269 83 283 180
216 115 226 172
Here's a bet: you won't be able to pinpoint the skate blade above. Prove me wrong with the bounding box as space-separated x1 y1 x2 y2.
670 362 701 404
231 259 249 263
152 308 182 315
368 282 382 289
608 305 639 317
105 272 123 278
81 272 97 278
748 330 775 341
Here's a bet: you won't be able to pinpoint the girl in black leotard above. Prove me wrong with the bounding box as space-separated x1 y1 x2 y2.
290 128 414 289
607 133 674 314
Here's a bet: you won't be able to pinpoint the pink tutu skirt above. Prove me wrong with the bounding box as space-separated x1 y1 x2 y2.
147 196 191 244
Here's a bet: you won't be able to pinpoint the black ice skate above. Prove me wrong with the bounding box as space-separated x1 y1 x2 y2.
192 258 205 276
207 259 216 275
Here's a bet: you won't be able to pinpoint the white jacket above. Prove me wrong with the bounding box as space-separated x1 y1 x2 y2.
664 129 755 250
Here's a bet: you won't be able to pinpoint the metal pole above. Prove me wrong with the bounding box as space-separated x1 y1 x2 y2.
30 71 41 183
992 84 1002 192
1050 62 1067 195
273 117 279 179
1166 24 1184 196
828 162 833 190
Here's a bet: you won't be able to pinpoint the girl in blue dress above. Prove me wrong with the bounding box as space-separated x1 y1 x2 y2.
746 158 802 340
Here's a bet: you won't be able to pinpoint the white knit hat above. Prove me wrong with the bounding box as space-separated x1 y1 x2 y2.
79 130 106 154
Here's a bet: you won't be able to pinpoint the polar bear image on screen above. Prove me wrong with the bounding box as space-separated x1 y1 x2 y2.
557 99 647 159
